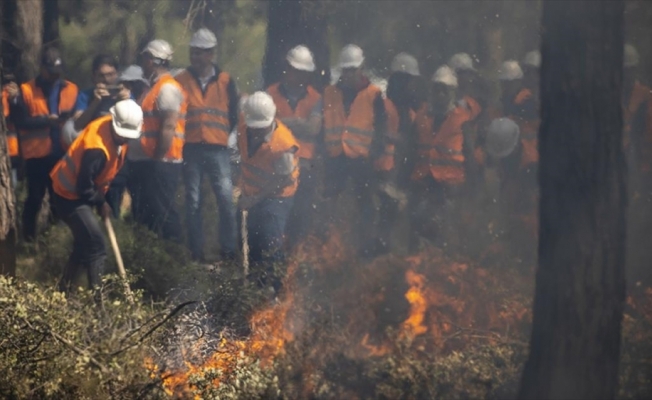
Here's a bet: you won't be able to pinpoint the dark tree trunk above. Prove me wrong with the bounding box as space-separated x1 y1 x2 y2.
42 0 60 47
518 1 626 399
0 4 18 278
263 0 330 90
16 0 43 81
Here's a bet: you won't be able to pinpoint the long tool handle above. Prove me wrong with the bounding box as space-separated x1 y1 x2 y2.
241 210 249 279
104 217 134 303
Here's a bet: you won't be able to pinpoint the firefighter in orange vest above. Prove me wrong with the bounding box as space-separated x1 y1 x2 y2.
128 40 187 242
387 52 427 186
516 51 541 172
175 29 239 262
2 76 20 188
11 47 79 242
323 44 399 258
267 45 322 248
448 53 486 184
409 65 472 249
238 92 299 292
623 44 652 196
51 99 142 293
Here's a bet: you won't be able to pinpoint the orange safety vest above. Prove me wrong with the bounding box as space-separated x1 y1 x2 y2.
323 83 381 159
176 69 231 146
267 82 322 160
237 120 299 198
410 103 470 185
374 97 399 172
2 88 19 158
50 115 127 200
19 79 78 160
140 73 187 161
513 88 539 167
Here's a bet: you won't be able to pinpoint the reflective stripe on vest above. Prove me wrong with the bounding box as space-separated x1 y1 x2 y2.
50 115 126 200
140 73 187 161
176 70 231 146
19 79 78 159
237 120 300 198
323 84 380 158
267 82 322 160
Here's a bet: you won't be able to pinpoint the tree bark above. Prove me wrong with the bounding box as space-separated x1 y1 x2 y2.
15 0 43 81
0 3 18 278
518 1 626 399
263 0 330 90
43 0 60 47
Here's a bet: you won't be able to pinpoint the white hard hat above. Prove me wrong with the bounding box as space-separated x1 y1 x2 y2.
61 118 80 149
486 117 520 158
339 44 364 69
391 52 420 76
498 60 523 81
449 53 476 72
243 91 276 129
523 50 541 68
110 99 143 139
431 65 458 87
142 39 173 61
190 28 217 49
286 45 316 72
624 44 639 68
119 65 149 86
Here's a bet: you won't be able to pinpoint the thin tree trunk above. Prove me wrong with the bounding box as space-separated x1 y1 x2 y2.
0 4 18 277
518 1 626 399
43 0 60 47
16 0 43 81
263 0 330 90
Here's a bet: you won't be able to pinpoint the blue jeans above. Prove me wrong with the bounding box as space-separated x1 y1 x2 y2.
246 197 294 290
183 144 237 260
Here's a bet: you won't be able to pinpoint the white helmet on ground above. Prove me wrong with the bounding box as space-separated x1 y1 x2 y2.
190 28 217 49
431 65 458 88
486 117 520 158
523 50 541 69
339 44 365 69
142 39 173 61
286 45 316 72
624 44 639 68
391 52 420 76
449 52 476 72
110 99 144 139
498 60 523 81
243 91 276 129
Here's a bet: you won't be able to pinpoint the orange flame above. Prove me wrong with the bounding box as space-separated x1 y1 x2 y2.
402 270 428 337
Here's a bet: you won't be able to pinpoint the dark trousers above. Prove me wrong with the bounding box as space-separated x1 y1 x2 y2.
23 156 58 241
286 158 319 248
55 195 106 291
134 160 182 242
407 177 454 251
183 144 237 260
247 197 294 290
323 155 380 256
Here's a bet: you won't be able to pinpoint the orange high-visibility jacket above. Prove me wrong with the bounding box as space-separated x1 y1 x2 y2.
374 97 399 172
513 88 539 167
176 69 231 146
50 115 126 200
323 83 381 159
2 88 19 158
140 74 187 161
411 103 471 186
267 82 321 160
19 79 78 160
237 120 300 198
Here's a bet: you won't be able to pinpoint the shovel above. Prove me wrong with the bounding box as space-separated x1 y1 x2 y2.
241 210 249 279
103 216 134 303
